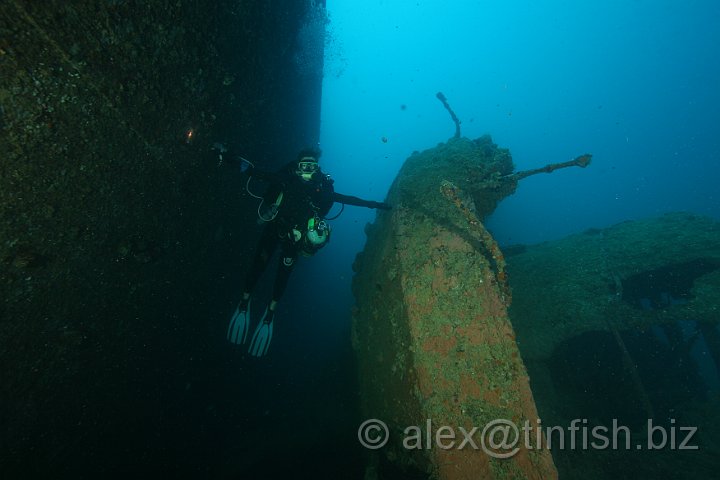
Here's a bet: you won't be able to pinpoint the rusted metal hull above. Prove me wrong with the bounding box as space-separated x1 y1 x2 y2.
352 137 557 479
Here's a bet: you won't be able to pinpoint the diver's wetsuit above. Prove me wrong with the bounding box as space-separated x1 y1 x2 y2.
243 161 385 303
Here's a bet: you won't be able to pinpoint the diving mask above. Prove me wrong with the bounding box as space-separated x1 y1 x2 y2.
297 156 319 181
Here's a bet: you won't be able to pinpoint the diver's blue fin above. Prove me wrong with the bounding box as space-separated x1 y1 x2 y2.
248 310 274 357
227 299 250 345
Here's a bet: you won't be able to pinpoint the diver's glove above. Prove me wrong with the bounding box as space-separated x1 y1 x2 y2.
372 201 392 210
212 142 254 173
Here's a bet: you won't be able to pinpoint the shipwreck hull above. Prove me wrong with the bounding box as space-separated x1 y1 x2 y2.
352 137 557 479
1 1 325 474
506 212 720 479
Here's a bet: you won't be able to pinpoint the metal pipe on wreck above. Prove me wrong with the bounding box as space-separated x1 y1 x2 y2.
505 154 592 181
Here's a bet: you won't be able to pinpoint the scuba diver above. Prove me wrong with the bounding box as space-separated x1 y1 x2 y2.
225 147 390 357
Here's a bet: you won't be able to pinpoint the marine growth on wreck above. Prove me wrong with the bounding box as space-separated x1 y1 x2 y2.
351 136 576 479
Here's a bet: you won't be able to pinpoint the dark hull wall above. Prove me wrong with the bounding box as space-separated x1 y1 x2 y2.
1 0 323 475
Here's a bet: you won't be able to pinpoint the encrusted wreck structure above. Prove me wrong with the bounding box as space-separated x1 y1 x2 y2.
506 212 720 479
351 135 589 479
1 1 326 475
350 126 719 479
